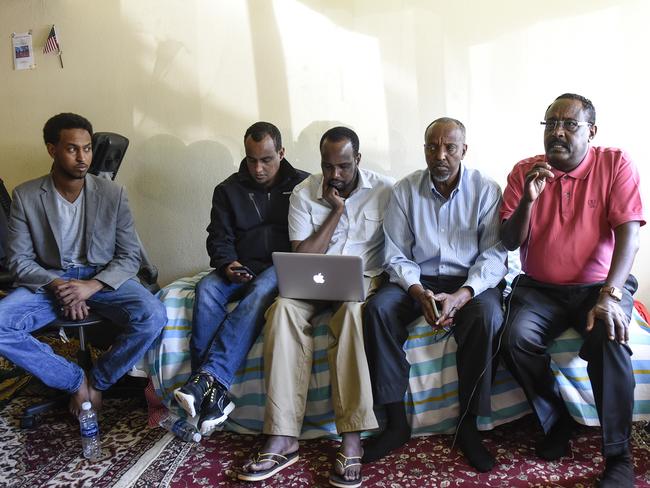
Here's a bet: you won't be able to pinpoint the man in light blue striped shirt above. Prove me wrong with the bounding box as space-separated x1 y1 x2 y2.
363 118 508 472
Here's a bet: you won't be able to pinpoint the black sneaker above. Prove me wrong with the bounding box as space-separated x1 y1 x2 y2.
198 383 235 436
173 373 213 418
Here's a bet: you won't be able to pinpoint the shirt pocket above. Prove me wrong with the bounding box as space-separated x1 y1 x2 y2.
310 209 330 233
364 209 383 240
452 227 477 257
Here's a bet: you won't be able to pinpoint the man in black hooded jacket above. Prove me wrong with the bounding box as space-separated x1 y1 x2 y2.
174 122 308 435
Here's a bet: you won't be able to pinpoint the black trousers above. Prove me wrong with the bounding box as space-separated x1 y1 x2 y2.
501 274 638 457
363 275 505 417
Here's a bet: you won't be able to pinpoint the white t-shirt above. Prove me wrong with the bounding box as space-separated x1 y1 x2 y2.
54 189 87 267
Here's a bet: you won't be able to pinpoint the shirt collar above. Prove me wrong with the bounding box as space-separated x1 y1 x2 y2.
549 146 595 181
427 163 465 199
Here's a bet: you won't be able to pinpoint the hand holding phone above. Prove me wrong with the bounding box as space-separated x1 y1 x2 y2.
430 296 441 319
232 265 255 277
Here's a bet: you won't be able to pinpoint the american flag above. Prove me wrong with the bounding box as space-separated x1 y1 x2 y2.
43 25 60 54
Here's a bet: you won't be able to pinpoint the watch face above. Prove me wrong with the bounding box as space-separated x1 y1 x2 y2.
602 286 622 301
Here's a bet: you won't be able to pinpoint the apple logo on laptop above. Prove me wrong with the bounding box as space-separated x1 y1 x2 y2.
313 272 325 284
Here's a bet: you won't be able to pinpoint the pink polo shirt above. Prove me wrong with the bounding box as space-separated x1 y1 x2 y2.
501 146 645 285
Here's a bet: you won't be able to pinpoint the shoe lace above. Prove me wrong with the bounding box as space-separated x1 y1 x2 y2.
190 374 213 398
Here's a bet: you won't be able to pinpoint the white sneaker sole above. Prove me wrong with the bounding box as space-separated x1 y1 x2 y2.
173 389 198 418
199 400 235 436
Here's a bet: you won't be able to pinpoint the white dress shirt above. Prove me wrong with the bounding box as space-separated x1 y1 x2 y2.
288 168 395 276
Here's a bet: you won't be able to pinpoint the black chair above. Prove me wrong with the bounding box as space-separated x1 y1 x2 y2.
0 179 12 293
0 177 10 218
0 134 159 427
88 132 129 181
89 132 158 290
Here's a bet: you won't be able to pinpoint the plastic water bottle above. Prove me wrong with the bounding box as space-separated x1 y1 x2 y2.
159 412 201 442
79 402 101 461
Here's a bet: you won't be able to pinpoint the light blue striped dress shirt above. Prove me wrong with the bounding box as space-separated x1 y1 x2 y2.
383 165 507 296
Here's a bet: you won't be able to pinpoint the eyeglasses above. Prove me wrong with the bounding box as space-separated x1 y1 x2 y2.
540 119 592 132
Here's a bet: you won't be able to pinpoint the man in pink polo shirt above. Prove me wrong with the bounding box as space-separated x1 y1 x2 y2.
500 93 644 488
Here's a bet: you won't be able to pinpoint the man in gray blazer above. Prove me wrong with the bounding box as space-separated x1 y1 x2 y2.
0 113 166 414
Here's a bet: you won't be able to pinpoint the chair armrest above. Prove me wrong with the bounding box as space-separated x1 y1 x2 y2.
137 264 160 294
0 267 13 290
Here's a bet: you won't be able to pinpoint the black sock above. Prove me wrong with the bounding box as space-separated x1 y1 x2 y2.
535 412 575 461
362 402 411 463
456 414 495 472
600 451 634 488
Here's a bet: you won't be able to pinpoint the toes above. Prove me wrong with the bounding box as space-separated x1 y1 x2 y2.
243 461 270 473
344 467 360 481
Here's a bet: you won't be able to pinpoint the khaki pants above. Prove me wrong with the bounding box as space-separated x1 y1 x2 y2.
262 276 381 437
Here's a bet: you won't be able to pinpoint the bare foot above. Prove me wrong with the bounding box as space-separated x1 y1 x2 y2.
69 375 90 417
241 435 299 474
87 380 103 412
334 432 363 482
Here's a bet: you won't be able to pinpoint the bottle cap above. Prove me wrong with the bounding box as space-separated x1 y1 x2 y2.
81 402 92 410
192 433 201 443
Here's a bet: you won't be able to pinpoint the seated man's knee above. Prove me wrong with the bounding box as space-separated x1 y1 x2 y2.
501 318 538 357
132 293 167 331
274 297 300 311
264 297 301 331
364 292 392 321
195 272 228 302
152 299 168 330
340 301 363 315
247 277 277 299
334 302 364 329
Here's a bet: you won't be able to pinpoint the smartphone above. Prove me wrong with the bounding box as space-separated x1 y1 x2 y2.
232 265 255 277
430 297 441 319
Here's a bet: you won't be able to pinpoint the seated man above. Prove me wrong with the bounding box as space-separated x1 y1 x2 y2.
0 113 166 414
173 122 308 435
238 127 394 487
363 118 507 472
500 93 645 488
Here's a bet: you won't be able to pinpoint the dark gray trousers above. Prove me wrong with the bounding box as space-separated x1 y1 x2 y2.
501 274 638 457
363 275 504 417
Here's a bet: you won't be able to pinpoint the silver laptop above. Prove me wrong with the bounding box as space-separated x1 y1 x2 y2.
272 252 366 302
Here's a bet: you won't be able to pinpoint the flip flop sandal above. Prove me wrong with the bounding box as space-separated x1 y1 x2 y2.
236 450 299 482
329 452 363 488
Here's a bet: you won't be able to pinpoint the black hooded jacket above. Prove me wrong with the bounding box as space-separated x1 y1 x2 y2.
206 158 309 276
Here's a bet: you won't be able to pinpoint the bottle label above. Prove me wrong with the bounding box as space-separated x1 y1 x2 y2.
81 424 99 438
172 419 185 436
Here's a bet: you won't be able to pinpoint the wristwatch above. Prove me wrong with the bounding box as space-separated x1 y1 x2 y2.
599 285 623 302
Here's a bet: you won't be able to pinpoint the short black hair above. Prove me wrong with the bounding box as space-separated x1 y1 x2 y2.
550 93 596 124
424 117 466 140
319 126 360 156
244 121 283 152
43 113 93 145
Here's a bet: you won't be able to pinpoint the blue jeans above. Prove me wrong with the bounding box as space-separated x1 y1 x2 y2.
190 266 278 389
0 266 167 393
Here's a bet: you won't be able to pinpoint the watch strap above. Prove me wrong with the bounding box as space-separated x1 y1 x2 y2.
599 285 623 302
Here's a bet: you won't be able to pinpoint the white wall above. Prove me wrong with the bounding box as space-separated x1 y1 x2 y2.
1 0 649 302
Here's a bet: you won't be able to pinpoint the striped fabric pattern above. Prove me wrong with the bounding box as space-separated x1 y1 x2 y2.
145 271 650 439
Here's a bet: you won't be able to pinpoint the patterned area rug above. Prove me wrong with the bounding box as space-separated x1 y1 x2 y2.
2 400 650 487
156 416 650 488
0 396 169 488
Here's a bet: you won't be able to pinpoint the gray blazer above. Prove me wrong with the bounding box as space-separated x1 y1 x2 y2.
7 174 141 291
